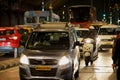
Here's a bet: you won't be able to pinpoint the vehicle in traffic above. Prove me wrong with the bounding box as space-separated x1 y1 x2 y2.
15 25 33 34
69 5 96 28
74 27 90 42
97 24 118 50
82 37 99 66
0 27 21 58
74 27 90 57
19 22 81 80
24 11 60 29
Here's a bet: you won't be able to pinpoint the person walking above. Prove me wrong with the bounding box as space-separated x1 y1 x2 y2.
112 35 120 80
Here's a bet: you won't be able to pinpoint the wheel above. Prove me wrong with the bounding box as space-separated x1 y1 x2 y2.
19 68 27 80
0 53 5 56
90 61 93 65
65 66 73 80
74 68 79 79
85 56 90 66
74 59 80 79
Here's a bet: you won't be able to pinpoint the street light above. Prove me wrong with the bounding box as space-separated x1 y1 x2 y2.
42 0 44 11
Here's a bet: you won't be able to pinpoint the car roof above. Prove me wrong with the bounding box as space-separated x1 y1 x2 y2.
100 24 119 28
34 22 71 32
74 27 89 30
0 27 17 31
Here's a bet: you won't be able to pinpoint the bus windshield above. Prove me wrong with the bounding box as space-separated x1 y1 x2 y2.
69 5 96 22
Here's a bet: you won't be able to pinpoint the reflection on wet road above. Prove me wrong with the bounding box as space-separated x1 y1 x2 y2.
79 49 117 80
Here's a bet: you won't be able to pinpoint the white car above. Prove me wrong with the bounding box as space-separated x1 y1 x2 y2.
97 24 118 50
74 27 90 42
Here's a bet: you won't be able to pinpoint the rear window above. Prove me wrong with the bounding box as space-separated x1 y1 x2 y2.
77 30 90 38
98 28 116 35
18 29 29 34
0 30 14 35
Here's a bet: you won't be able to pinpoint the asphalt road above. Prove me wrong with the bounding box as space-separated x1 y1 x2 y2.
0 49 117 80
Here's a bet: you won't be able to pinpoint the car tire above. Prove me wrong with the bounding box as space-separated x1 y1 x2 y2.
65 66 73 80
75 64 80 79
85 56 90 66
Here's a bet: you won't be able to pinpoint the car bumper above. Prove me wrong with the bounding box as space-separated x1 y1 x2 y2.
19 64 72 80
0 46 24 54
0 46 14 53
99 41 113 48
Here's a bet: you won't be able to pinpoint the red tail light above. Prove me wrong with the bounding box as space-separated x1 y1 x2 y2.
9 36 18 40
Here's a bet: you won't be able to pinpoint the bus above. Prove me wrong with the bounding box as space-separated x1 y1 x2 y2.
24 11 60 28
69 5 96 28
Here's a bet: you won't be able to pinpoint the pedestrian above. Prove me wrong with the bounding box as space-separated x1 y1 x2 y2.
112 33 120 80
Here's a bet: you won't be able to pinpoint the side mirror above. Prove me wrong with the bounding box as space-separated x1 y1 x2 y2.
73 41 81 49
20 40 26 46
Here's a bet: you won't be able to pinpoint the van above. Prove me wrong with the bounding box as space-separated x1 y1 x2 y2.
19 22 81 80
97 24 118 50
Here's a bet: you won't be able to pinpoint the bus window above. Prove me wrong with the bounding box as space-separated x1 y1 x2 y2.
26 17 37 23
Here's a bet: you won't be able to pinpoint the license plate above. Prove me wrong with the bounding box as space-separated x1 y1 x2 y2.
106 42 111 44
0 38 6 41
35 66 51 70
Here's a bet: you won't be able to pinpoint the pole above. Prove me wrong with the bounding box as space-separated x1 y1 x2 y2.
49 0 53 22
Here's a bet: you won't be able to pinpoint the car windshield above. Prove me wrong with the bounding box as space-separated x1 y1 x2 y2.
98 28 116 35
77 30 90 38
26 31 70 50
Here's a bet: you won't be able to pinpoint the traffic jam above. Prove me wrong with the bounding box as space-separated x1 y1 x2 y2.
0 3 119 80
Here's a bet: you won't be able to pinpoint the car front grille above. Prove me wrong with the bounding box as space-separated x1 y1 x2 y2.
29 58 58 76
29 59 58 65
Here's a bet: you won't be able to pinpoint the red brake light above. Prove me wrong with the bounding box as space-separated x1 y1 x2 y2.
9 36 18 40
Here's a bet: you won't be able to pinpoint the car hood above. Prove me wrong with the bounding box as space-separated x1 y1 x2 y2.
22 49 69 58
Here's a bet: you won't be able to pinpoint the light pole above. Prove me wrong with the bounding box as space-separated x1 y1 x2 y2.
49 0 53 22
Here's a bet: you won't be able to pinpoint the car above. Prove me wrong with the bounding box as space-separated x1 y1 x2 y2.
74 27 90 42
19 22 81 80
97 24 118 50
0 27 21 57
15 25 33 34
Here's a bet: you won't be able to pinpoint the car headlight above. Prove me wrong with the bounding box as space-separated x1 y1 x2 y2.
84 38 92 43
96 37 101 42
20 54 29 65
58 56 69 65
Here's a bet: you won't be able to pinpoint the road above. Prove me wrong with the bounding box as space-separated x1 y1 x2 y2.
0 49 117 80
78 49 117 80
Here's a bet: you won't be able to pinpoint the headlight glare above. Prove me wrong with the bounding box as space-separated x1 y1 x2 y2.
96 37 101 42
20 54 29 65
59 56 69 65
85 39 91 43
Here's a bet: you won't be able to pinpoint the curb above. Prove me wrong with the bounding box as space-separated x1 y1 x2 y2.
0 58 19 70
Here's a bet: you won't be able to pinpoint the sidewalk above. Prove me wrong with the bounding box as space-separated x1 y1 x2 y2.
0 58 19 70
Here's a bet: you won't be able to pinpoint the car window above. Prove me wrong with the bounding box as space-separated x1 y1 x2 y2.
77 30 90 38
26 31 70 50
98 28 116 35
18 29 29 34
